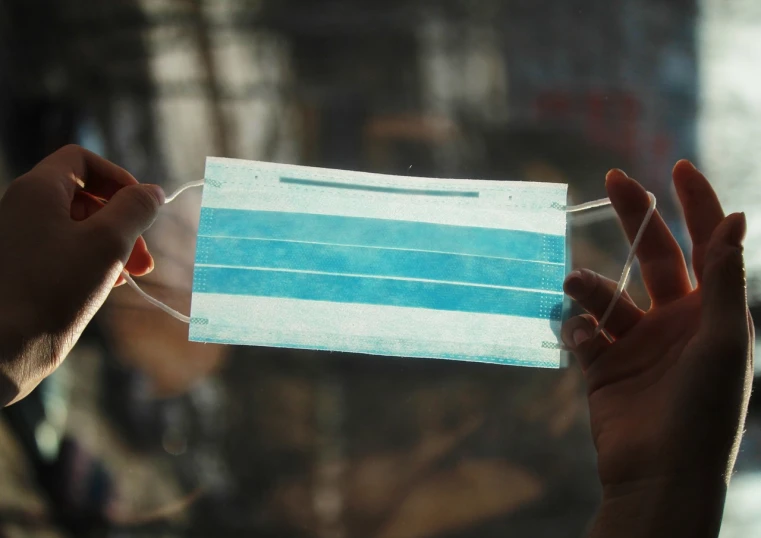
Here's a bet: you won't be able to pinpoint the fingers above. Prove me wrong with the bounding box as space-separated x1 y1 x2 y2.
71 192 155 277
34 144 140 201
672 160 725 284
606 169 692 306
562 314 611 371
700 213 749 342
564 269 644 338
86 184 165 263
124 236 155 276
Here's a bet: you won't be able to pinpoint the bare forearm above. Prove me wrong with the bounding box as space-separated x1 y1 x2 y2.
0 318 45 407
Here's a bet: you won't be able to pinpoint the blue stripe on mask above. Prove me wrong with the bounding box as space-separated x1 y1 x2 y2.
192 266 563 320
195 236 565 291
198 208 565 264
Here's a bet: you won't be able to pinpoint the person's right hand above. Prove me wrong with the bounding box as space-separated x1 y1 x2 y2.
0 145 164 407
562 161 754 538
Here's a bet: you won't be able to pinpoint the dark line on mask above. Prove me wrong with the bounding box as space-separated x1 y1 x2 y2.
280 177 479 198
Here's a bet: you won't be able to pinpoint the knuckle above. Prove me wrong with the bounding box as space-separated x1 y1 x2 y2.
57 143 85 157
125 187 160 216
36 144 85 171
2 176 26 198
585 271 606 300
31 144 86 180
1 174 36 204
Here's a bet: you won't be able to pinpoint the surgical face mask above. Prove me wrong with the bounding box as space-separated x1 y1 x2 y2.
124 157 655 369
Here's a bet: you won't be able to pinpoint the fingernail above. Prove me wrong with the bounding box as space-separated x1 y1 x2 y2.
605 169 628 183
564 270 587 296
573 328 590 346
143 184 166 205
728 212 747 247
146 252 155 274
677 159 697 172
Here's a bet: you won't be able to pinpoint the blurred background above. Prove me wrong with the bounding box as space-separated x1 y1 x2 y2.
0 0 760 536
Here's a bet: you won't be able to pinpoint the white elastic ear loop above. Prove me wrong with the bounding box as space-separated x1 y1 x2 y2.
566 193 657 337
124 184 657 332
120 180 205 324
164 179 205 203
122 273 191 323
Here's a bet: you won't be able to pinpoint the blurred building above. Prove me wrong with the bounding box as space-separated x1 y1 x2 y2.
698 0 761 303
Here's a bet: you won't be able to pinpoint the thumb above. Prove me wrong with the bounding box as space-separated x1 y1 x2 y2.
701 212 748 339
87 184 165 259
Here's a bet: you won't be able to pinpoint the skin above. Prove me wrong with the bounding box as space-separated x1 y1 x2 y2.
0 148 752 536
0 144 164 407
562 162 753 537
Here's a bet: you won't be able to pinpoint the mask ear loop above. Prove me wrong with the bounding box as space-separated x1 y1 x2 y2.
122 273 192 323
121 180 206 324
123 182 657 337
566 193 657 338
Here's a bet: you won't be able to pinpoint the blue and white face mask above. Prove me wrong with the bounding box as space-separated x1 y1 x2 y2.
187 157 570 368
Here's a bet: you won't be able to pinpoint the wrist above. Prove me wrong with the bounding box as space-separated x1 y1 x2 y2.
591 474 727 538
0 322 26 407
0 306 44 407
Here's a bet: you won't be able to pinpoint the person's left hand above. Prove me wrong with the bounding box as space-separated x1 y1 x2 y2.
0 145 164 406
